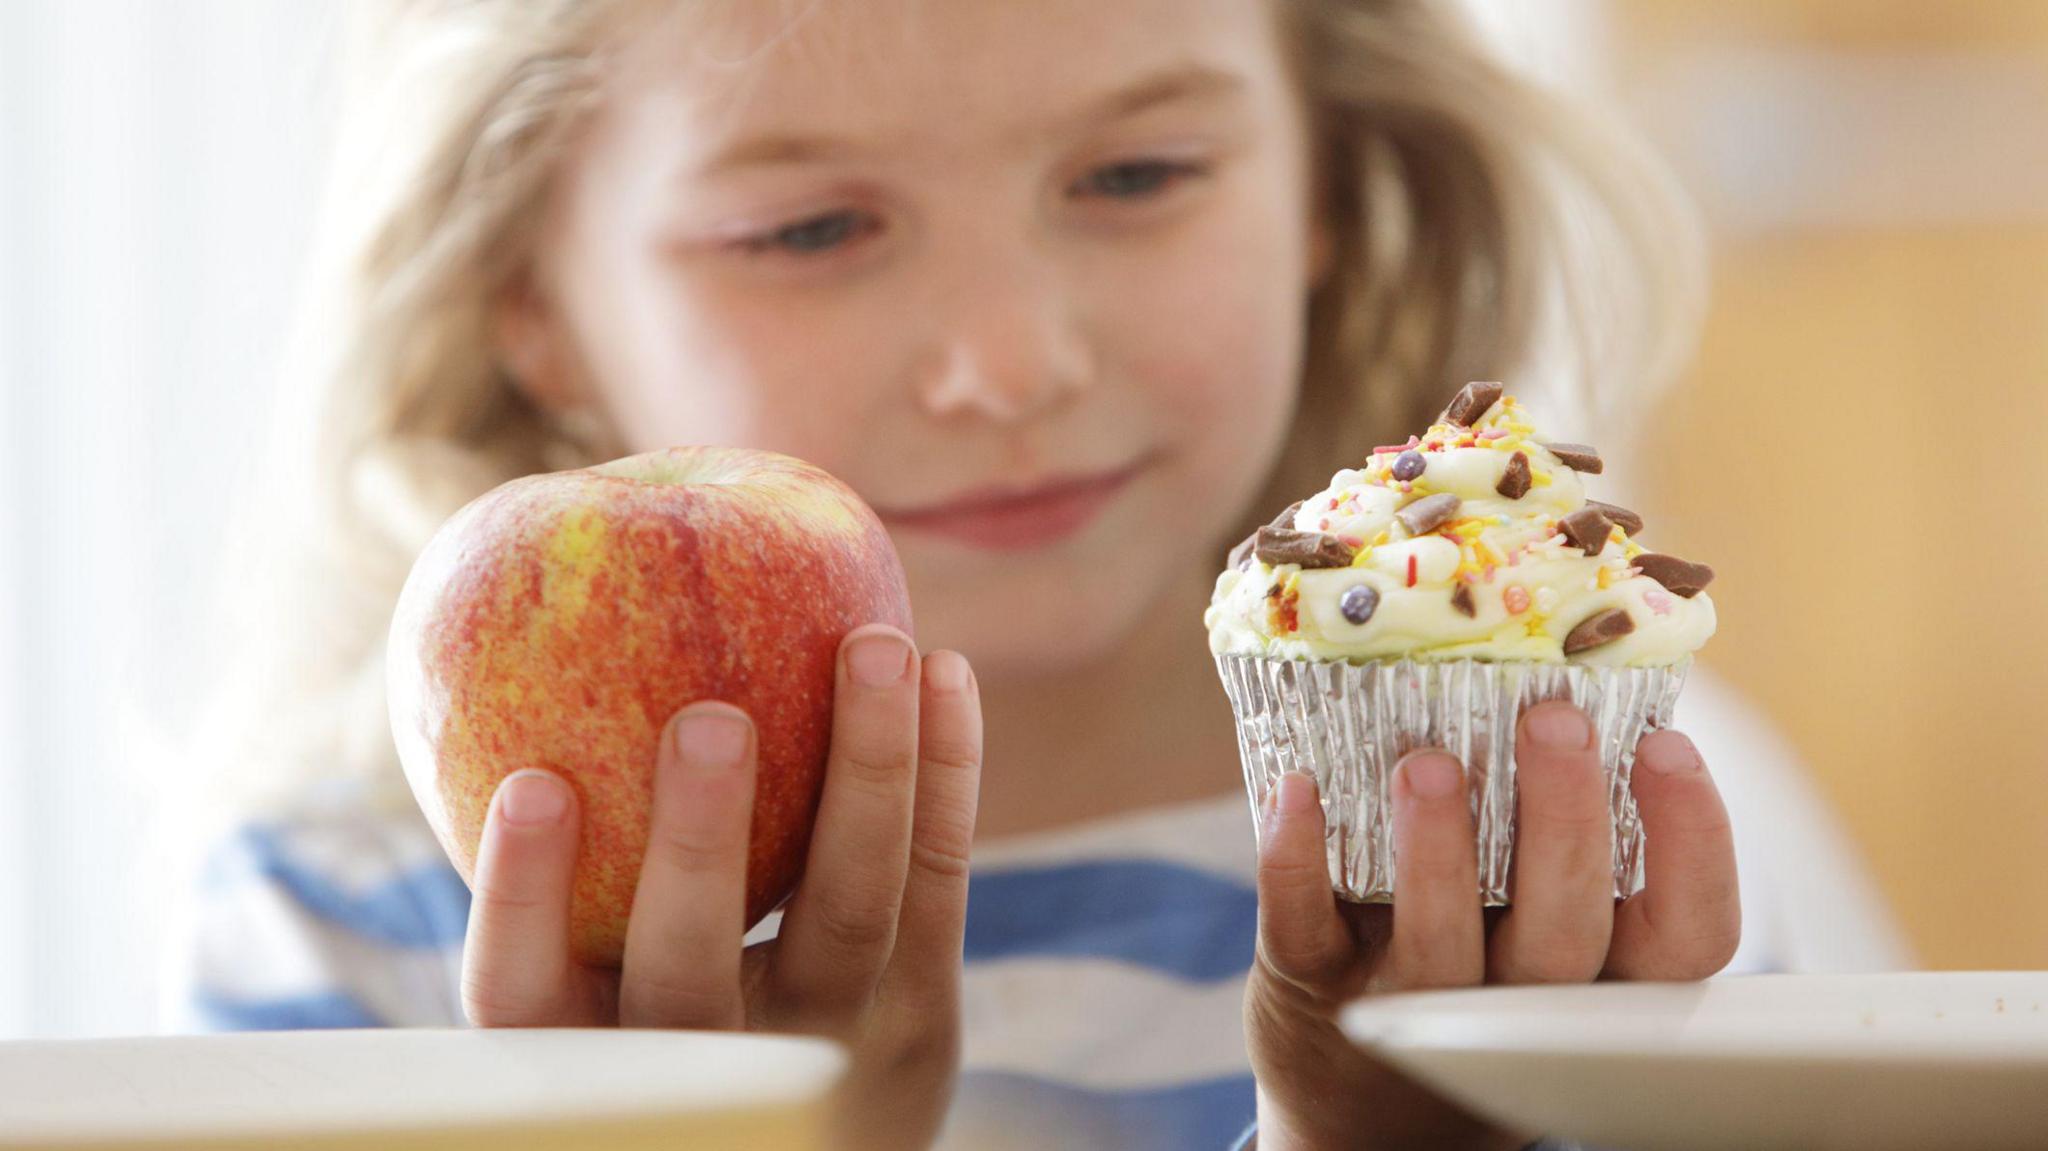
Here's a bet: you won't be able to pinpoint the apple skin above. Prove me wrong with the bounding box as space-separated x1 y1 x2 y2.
387 447 913 968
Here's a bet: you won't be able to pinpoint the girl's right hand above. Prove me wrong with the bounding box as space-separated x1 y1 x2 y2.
458 624 983 1151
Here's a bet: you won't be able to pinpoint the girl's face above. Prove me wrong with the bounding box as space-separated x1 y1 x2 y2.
509 0 1326 675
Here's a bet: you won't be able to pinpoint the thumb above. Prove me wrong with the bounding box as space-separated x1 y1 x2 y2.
1254 772 1351 992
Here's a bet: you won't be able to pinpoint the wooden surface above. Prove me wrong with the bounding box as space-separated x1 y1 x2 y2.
1617 1 2048 969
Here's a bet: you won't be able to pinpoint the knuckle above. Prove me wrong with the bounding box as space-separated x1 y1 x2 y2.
1400 848 1478 892
1522 798 1615 843
1244 966 1308 1046
1611 917 1742 981
471 874 558 919
833 747 914 801
917 731 981 776
1390 953 1486 991
1683 807 1737 844
907 837 972 885
911 786 978 858
1388 926 1487 989
1259 850 1334 901
1498 942 1607 985
1256 929 1344 990
867 1007 961 1080
647 823 743 877
620 971 735 1030
1679 917 1744 977
808 882 901 953
462 969 548 1028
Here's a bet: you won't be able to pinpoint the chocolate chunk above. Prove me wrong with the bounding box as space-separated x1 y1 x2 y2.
1254 527 1355 569
1631 553 1715 598
1495 451 1531 499
1450 583 1476 618
1391 450 1427 482
1228 532 1258 571
1441 381 1504 427
1339 584 1381 625
1557 506 1614 556
1232 500 1309 570
1585 499 1643 535
1394 492 1461 536
1563 608 1635 654
1544 442 1604 473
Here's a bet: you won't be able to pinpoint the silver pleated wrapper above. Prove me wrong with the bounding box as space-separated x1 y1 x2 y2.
1215 653 1691 904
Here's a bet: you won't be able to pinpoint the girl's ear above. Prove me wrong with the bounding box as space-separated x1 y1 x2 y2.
492 271 580 412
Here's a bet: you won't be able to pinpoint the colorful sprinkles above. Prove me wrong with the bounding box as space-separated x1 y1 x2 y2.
1231 381 1713 661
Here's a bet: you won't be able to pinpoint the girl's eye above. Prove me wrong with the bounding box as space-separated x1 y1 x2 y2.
739 210 879 256
1071 159 1205 201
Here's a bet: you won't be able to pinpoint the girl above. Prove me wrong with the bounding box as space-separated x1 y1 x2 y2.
173 1 1908 1149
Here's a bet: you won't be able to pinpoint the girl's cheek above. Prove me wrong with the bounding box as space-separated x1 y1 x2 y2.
592 272 888 464
1114 245 1305 442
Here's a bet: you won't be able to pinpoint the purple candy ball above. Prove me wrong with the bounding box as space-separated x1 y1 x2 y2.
1340 584 1381 625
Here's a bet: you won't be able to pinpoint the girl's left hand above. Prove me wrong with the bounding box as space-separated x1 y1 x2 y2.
1244 700 1742 1151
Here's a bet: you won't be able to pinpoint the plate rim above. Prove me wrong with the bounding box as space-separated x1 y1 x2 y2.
1340 971 2048 1066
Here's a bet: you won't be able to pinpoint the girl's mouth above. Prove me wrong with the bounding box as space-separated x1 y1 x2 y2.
874 454 1158 552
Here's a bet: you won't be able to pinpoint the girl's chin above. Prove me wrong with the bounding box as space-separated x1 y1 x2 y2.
900 554 1194 681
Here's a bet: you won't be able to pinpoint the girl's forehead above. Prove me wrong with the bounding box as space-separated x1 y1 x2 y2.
598 0 1290 164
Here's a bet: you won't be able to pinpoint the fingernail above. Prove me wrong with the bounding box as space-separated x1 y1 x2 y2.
1641 730 1702 776
1276 771 1319 816
1524 702 1593 751
924 650 970 694
670 709 750 773
1262 773 1318 839
847 632 912 687
1400 752 1464 799
500 771 568 826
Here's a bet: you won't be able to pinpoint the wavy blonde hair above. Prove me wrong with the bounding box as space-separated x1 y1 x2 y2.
195 0 1702 822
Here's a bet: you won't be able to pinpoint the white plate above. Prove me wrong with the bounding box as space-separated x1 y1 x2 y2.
1342 972 2048 1151
0 1028 845 1150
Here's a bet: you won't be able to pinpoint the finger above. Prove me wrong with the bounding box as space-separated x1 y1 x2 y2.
1384 751 1486 990
462 770 597 1027
1606 730 1742 980
772 624 921 1029
1254 771 1355 993
1488 702 1616 984
875 650 983 1007
618 703 757 1030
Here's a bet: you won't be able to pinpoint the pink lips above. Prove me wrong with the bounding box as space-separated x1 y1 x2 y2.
876 458 1154 552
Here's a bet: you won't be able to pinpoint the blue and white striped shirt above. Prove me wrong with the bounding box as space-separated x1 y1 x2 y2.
162 672 1912 1149
168 787 1269 1149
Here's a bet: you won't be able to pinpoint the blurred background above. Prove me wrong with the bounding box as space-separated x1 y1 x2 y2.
0 0 2041 1040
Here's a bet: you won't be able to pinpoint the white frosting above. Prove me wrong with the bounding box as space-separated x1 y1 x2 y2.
1206 395 1715 668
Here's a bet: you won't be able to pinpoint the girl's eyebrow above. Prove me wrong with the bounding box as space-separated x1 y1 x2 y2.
1065 62 1249 133
688 62 1249 178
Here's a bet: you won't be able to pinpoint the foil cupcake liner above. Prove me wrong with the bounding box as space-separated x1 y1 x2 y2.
1215 653 1691 904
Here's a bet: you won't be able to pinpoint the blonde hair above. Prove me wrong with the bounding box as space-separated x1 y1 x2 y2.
195 0 1703 822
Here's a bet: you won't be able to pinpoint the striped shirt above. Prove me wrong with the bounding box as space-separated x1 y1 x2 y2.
166 787 1265 1148
162 670 1912 1149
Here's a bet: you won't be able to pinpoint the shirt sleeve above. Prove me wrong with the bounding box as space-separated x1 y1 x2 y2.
160 801 472 1033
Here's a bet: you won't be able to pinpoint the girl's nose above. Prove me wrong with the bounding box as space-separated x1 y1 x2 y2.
911 262 1094 422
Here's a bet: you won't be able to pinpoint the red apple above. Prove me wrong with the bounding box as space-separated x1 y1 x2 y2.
387 447 913 968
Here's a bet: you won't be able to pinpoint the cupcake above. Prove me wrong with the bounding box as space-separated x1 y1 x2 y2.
1205 382 1716 903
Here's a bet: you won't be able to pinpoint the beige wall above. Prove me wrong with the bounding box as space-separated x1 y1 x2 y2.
1617 2 2048 968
